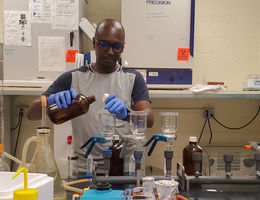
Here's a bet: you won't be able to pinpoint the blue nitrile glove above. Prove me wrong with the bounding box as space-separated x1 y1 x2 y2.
48 88 77 109
104 94 127 120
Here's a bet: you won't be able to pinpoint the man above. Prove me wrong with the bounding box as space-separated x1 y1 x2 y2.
26 19 153 174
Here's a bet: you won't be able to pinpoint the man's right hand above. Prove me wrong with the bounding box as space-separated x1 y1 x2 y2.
47 88 77 109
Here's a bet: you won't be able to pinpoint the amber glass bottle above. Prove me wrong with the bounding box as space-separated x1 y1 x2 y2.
47 94 96 124
183 136 203 175
109 135 124 176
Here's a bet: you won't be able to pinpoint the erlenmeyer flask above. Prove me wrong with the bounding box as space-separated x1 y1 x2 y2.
23 126 66 200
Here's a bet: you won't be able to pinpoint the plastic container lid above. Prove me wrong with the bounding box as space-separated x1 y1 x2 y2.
85 174 92 179
13 189 38 200
113 135 120 141
102 150 112 154
189 136 197 143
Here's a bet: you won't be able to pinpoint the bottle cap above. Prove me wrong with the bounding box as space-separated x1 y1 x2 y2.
103 93 109 102
0 144 3 153
102 149 112 154
12 167 38 200
85 174 92 179
113 135 120 141
189 136 197 143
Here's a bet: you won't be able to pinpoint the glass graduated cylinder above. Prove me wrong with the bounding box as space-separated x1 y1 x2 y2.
99 113 115 148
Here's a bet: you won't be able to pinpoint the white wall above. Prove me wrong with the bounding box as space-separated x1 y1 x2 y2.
193 0 260 90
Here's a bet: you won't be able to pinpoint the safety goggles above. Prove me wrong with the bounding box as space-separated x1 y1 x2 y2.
95 39 124 53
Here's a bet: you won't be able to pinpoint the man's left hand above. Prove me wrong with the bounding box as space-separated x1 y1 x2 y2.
104 94 127 120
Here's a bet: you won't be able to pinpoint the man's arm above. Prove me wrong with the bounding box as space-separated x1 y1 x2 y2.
25 99 42 120
132 100 153 128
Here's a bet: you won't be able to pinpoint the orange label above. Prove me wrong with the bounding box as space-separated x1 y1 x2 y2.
177 48 190 61
66 49 78 63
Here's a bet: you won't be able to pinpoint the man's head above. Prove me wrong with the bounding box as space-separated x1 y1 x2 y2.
93 19 125 73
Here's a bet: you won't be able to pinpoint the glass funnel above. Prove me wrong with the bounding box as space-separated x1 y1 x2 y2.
99 113 115 149
130 111 147 150
160 112 178 147
27 127 66 200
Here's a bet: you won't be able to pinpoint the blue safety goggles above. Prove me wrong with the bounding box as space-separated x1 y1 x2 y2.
95 39 124 53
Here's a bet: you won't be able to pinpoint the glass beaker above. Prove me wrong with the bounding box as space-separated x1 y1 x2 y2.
22 126 66 200
99 113 115 149
130 111 147 150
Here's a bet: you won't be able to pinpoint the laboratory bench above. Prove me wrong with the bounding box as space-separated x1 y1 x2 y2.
3 86 260 200
180 186 260 200
64 179 260 200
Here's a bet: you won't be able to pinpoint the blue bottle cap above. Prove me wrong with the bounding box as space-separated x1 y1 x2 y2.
85 175 92 179
102 149 112 154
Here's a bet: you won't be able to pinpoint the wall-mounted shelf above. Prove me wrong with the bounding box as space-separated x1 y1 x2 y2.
3 87 46 96
149 90 260 99
2 87 260 99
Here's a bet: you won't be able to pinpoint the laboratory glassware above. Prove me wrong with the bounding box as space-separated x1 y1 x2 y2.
145 112 178 177
22 126 66 200
183 136 203 176
99 113 115 149
160 112 178 135
130 111 147 187
130 111 147 140
47 94 96 124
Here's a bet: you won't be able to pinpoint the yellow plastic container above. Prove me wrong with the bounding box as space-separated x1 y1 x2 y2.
12 167 38 200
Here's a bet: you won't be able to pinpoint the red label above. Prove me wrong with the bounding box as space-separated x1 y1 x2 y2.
66 49 78 63
177 48 190 61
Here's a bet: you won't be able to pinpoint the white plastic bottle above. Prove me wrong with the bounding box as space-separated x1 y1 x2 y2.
86 154 93 179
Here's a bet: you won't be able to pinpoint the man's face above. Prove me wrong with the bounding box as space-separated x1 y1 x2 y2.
94 26 125 70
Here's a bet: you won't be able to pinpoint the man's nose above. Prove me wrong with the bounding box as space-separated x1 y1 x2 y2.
107 46 115 54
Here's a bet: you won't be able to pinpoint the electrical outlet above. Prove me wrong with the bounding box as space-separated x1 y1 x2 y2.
16 105 28 115
203 107 214 118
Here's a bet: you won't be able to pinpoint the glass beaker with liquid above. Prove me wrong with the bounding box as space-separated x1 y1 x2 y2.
99 113 115 149
160 112 178 146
